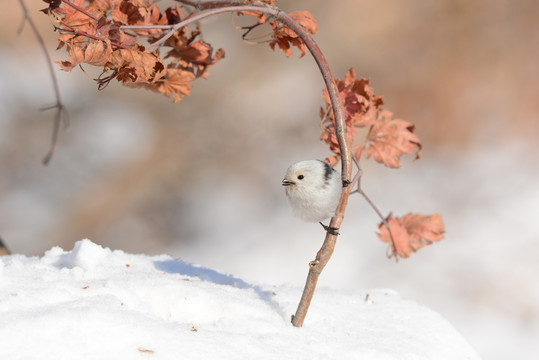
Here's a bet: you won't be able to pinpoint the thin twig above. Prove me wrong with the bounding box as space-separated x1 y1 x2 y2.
61 0 99 21
137 6 275 50
55 22 129 49
240 23 271 43
180 0 249 9
349 156 398 258
19 0 68 165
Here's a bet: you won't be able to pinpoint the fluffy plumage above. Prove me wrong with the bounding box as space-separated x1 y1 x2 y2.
282 160 342 222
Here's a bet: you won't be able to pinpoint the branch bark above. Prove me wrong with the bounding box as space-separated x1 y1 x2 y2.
172 0 352 326
272 10 352 327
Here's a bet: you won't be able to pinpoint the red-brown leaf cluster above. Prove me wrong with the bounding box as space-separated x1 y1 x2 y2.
377 213 445 259
42 0 225 102
320 68 421 168
319 68 440 257
42 1 320 100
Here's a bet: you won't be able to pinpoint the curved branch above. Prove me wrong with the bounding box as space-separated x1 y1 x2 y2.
131 3 352 177
169 1 352 327
271 10 352 328
127 6 278 51
169 0 352 178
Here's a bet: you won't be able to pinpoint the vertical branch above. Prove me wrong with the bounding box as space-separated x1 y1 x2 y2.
271 11 351 327
18 0 67 165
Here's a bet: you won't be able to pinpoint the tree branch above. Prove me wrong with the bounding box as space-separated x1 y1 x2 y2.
272 10 352 327
55 22 129 49
172 0 352 326
19 0 68 165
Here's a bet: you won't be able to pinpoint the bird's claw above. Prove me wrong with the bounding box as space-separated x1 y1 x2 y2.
319 222 340 235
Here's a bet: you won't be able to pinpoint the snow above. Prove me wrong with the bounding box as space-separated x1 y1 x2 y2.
0 240 480 360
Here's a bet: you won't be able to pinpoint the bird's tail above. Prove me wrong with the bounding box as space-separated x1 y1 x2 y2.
0 236 10 256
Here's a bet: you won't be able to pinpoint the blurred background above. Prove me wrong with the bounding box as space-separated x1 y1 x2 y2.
1 0 538 358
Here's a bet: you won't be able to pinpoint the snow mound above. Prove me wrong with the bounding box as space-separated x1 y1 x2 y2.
0 240 480 360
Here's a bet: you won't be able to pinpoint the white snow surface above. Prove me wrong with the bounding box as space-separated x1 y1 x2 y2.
0 240 480 360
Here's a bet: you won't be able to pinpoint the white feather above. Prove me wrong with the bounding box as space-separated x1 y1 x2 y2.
282 160 342 222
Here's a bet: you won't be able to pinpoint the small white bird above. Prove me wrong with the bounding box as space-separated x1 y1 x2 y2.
282 160 342 234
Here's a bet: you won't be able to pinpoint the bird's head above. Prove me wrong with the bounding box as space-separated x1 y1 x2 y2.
282 160 332 191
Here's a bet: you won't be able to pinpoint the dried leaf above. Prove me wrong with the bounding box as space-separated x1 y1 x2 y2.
84 39 112 67
56 44 84 71
320 68 383 164
111 0 144 25
377 213 445 259
362 110 422 168
155 68 196 103
107 46 166 85
269 11 317 58
162 23 225 80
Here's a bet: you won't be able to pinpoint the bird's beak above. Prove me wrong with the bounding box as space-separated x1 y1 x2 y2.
282 178 294 186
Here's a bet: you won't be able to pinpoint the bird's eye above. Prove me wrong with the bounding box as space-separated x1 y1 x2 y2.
297 174 304 180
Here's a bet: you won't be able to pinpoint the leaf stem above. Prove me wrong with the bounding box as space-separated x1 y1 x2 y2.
349 157 398 258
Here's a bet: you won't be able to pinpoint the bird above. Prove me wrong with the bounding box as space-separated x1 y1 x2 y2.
282 160 342 234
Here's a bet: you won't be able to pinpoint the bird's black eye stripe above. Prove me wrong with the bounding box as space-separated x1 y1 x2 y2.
320 160 333 181
297 174 304 180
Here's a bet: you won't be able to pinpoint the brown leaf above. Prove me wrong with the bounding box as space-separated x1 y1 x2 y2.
361 110 422 168
167 40 216 65
320 68 383 163
111 0 144 25
55 0 96 35
56 44 85 71
322 68 382 128
269 11 317 58
84 39 112 67
154 68 196 103
107 46 166 85
41 0 61 13
289 11 318 35
377 213 445 259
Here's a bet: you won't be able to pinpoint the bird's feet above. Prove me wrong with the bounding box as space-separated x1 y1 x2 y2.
319 222 340 235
